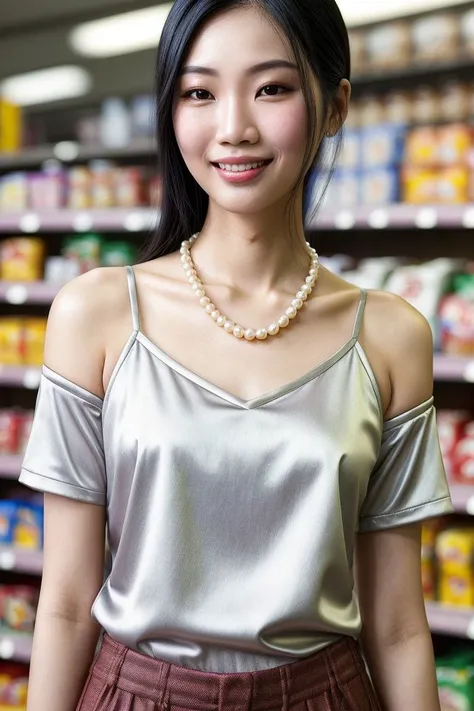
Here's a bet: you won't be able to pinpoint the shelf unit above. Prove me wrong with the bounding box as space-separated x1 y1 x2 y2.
0 207 159 234
0 629 33 663
426 602 474 639
0 456 22 480
0 367 41 389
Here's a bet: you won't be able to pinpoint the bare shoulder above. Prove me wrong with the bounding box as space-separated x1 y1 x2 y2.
364 290 434 418
44 267 130 397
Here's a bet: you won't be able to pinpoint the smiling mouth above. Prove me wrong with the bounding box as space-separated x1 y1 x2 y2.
212 159 272 173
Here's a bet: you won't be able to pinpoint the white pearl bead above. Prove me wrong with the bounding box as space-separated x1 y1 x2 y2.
296 291 307 301
244 329 256 341
278 315 290 328
286 306 297 319
233 325 244 339
195 289 205 298
256 328 268 340
182 241 191 249
305 275 315 285
217 315 226 327
181 254 191 264
200 297 210 307
192 282 202 292
301 284 311 294
224 320 235 333
211 310 220 321
189 275 200 285
180 246 187 254
268 323 280 336
292 298 303 310
205 303 215 314
309 268 317 276
185 268 197 277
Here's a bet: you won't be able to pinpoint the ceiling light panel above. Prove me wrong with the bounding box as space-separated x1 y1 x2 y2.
0 66 92 107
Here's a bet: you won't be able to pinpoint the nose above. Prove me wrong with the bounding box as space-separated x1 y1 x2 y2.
215 95 259 145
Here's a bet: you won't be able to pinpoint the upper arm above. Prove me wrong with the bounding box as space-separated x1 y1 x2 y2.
39 494 105 619
355 524 428 645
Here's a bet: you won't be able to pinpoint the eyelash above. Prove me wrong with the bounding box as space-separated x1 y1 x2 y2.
181 84 292 101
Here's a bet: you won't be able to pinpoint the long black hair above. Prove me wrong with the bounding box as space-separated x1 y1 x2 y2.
141 0 350 261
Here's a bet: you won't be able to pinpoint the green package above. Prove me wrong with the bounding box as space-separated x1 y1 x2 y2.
437 653 474 711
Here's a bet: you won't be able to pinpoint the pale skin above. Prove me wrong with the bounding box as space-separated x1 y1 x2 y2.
27 6 439 711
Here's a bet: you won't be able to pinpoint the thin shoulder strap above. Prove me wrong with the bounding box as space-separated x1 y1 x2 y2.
125 265 140 332
352 289 367 341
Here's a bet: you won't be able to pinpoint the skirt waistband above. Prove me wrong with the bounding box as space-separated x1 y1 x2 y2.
91 634 366 711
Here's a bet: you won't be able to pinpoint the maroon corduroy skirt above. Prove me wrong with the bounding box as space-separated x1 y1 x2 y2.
76 633 380 711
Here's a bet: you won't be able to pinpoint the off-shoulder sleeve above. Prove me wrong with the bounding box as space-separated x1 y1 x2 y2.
18 365 106 506
359 397 454 532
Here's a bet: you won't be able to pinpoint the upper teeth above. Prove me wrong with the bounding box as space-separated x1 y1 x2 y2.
218 161 265 172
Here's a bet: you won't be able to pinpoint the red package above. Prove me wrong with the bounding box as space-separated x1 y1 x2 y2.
0 411 22 455
0 585 38 632
437 410 470 480
17 411 34 455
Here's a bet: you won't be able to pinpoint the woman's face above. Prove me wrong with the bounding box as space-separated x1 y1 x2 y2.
173 5 318 216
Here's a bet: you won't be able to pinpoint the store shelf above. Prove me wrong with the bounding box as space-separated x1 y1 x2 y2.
433 354 474 382
0 136 156 170
0 207 159 234
351 55 474 91
0 366 41 389
311 204 474 231
0 281 60 305
0 456 21 480
0 546 42 575
426 602 474 638
450 484 474 514
0 629 32 662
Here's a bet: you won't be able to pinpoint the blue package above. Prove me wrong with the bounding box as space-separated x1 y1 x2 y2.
0 501 18 544
360 167 400 206
339 128 361 170
360 123 408 169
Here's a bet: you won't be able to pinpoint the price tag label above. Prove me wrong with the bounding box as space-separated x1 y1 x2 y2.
6 285 28 305
415 208 438 230
463 362 474 383
23 369 41 390
367 209 389 230
334 210 355 230
0 639 14 659
0 551 15 570
19 214 40 233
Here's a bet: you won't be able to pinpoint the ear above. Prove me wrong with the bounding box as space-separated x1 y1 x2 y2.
326 79 351 136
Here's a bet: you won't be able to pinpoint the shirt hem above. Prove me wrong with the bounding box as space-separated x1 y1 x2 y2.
358 496 454 532
19 467 105 506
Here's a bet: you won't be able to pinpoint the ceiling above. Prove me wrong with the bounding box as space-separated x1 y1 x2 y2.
0 0 169 113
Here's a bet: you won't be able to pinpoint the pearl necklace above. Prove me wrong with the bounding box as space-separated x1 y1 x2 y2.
180 233 319 341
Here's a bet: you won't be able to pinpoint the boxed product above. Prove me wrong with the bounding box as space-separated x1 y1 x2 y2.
0 412 22 456
437 125 472 166
439 275 474 357
404 126 439 167
437 653 474 711
439 83 471 124
401 167 438 204
101 242 137 267
360 124 407 169
0 320 24 366
360 167 399 206
384 91 413 126
412 13 460 63
0 99 22 153
438 167 470 204
411 87 441 125
422 522 446 601
28 166 66 210
358 96 385 127
89 160 115 208
22 319 46 367
436 529 474 606
437 411 471 480
365 22 412 69
13 501 43 550
0 238 45 281
62 234 102 274
0 663 28 710
68 167 91 210
0 174 28 213
0 586 38 632
338 129 360 170
114 167 147 208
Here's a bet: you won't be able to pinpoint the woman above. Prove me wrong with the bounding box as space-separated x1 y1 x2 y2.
21 1 453 709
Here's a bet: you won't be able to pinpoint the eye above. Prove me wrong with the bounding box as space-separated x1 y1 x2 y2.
182 89 214 101
258 84 289 97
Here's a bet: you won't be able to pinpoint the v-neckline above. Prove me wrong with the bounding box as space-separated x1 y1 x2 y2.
135 330 358 410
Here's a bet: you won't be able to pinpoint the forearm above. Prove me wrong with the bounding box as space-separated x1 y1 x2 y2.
362 630 440 711
26 611 101 711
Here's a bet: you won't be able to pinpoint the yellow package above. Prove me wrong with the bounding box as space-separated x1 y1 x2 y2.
0 238 45 281
436 529 474 569
402 167 439 204
404 126 439 166
438 167 469 204
439 569 474 606
0 98 22 152
438 125 472 165
23 319 47 366
0 318 24 366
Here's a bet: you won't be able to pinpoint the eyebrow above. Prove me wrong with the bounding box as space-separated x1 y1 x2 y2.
180 60 299 77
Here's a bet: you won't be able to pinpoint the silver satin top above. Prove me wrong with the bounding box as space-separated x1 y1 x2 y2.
19 266 453 673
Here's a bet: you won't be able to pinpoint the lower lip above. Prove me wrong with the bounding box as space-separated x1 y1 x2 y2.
213 163 270 183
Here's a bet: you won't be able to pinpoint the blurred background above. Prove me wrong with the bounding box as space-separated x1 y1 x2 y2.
3 2 474 709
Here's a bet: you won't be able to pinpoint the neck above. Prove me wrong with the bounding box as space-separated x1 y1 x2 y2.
190 200 310 295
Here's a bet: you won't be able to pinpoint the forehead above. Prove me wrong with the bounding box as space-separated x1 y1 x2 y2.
184 5 295 67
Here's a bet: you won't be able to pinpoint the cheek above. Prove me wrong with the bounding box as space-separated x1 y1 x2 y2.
268 101 308 157
173 107 209 161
